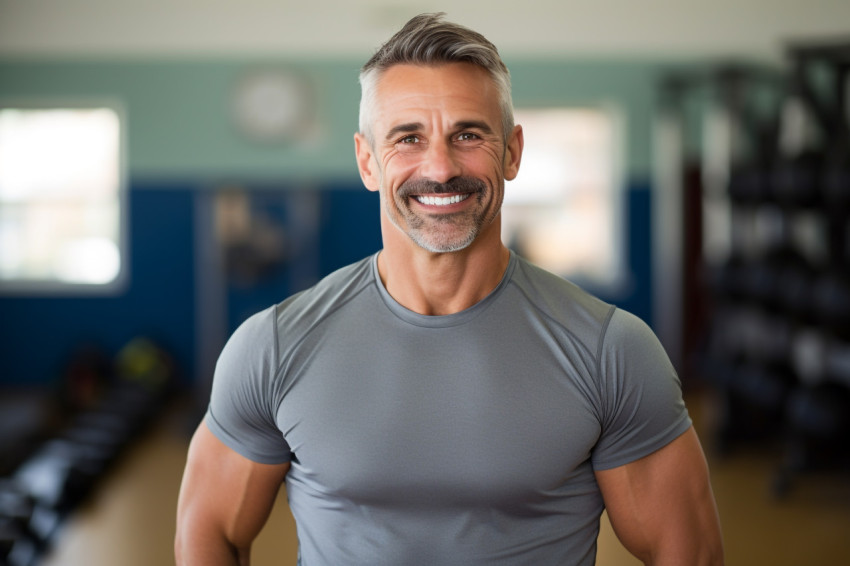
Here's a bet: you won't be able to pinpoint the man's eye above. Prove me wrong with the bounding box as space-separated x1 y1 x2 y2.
457 132 480 141
399 135 420 144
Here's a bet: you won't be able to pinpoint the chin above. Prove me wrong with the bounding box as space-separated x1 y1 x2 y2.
410 231 478 254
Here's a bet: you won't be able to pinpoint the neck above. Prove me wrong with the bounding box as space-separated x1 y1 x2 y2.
376 218 510 316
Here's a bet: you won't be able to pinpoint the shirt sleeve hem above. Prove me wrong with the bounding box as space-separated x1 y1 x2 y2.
205 409 293 466
590 413 693 472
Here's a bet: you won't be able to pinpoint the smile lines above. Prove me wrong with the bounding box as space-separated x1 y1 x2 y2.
414 193 471 206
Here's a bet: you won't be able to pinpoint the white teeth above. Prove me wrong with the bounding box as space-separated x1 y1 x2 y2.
414 194 470 206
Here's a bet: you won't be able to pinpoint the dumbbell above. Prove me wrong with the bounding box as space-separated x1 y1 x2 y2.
0 480 40 566
793 327 850 387
66 410 137 451
743 307 795 368
772 150 824 209
98 378 161 430
786 382 850 438
12 438 107 514
812 268 850 338
774 379 850 498
728 162 771 204
703 255 747 302
732 361 793 412
704 303 792 369
11 391 163 518
776 256 818 322
703 306 746 365
821 144 850 213
0 518 37 566
740 251 788 310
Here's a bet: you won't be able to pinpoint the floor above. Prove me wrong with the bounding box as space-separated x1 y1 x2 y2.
36 393 850 566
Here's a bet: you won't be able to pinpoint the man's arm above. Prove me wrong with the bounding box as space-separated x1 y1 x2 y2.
175 421 291 566
595 426 724 566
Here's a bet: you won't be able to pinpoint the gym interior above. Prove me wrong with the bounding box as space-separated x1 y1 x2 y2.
1 2 849 565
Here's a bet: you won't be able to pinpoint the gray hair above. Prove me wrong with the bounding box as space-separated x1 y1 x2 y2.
358 13 514 145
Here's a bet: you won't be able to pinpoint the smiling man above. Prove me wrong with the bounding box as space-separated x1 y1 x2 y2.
176 13 724 566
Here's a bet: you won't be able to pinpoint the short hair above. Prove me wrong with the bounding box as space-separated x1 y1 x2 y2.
358 13 514 145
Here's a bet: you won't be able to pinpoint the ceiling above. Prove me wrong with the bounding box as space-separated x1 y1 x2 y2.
1 0 848 61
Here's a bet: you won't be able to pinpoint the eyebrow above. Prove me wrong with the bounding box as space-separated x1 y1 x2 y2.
384 122 422 142
454 120 495 135
383 120 496 142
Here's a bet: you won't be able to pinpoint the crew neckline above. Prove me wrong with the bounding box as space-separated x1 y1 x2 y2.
371 251 517 328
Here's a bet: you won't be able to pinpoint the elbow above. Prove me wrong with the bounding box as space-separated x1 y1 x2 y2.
703 537 725 566
688 545 725 566
663 538 725 566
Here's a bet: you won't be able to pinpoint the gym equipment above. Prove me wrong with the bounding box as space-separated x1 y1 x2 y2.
0 336 177 565
58 345 112 414
0 481 39 566
812 267 850 338
792 328 850 388
821 142 850 213
668 39 850 496
13 440 102 514
773 381 850 497
771 92 825 210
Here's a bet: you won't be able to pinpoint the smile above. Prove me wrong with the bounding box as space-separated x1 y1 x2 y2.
413 194 471 206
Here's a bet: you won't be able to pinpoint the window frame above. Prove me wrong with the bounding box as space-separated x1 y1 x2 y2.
0 99 129 296
503 102 629 294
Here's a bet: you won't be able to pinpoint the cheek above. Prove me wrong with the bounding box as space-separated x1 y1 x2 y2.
382 155 421 186
464 155 505 185
462 146 505 172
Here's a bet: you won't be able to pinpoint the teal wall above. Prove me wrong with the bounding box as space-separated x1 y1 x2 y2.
0 59 362 181
0 57 678 182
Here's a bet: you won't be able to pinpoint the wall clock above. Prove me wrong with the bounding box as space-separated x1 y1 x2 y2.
231 69 313 144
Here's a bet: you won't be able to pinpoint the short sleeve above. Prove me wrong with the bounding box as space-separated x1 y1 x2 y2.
205 306 293 465
590 308 691 471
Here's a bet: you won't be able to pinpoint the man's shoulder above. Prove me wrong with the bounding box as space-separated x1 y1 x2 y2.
273 254 377 330
510 254 615 332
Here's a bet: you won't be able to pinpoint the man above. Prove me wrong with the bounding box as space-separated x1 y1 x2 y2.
176 13 724 566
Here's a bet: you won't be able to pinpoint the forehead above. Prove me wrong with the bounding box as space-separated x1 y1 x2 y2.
371 63 501 132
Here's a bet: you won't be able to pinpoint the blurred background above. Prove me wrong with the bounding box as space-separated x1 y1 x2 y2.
1 1 849 565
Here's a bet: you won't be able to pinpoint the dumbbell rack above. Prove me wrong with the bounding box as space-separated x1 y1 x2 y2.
697 42 850 496
0 340 173 566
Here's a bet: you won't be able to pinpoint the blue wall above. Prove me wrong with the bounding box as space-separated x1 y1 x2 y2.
0 185 196 386
224 184 383 334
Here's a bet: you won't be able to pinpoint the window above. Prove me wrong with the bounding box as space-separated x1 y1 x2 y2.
0 104 125 293
502 107 623 289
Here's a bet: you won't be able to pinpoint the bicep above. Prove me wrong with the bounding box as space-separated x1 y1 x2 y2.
176 421 290 565
595 426 724 565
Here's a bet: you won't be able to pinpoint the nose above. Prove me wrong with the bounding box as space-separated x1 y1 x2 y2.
419 139 462 184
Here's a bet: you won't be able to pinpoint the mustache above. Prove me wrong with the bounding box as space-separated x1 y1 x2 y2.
398 176 486 198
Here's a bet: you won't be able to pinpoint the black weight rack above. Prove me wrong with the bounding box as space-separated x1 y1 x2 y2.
662 39 850 497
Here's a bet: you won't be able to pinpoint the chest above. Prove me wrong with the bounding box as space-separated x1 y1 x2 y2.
276 309 603 508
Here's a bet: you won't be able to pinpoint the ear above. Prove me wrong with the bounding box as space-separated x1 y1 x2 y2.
502 124 524 181
354 133 380 192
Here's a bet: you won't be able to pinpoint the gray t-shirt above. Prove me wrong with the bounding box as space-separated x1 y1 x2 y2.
206 251 691 565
